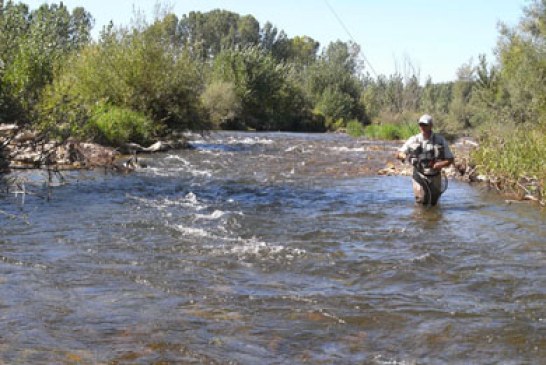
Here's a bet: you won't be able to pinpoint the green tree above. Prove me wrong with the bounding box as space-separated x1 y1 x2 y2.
467 54 503 131
448 60 475 131
201 80 241 129
497 6 546 125
40 14 208 139
179 10 261 60
211 46 311 130
259 22 290 61
470 0 546 201
305 40 366 127
0 1 92 125
287 35 319 66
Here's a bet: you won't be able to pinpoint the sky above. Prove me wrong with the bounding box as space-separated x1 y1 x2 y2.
23 0 527 83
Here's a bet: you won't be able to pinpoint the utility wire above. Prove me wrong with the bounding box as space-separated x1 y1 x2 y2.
323 0 378 78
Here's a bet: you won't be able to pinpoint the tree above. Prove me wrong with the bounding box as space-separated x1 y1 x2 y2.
211 46 310 130
496 0 546 125
259 22 290 61
0 1 93 125
40 13 208 139
448 60 475 131
305 40 366 127
288 35 319 66
179 10 261 60
201 80 241 128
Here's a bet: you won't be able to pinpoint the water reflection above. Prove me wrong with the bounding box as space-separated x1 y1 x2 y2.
410 204 445 224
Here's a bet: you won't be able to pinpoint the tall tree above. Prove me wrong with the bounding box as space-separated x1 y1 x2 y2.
211 46 310 130
305 40 366 126
179 10 260 60
449 60 475 130
496 0 546 125
0 1 93 124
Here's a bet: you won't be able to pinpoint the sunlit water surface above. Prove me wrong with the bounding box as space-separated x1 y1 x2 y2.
1 132 545 364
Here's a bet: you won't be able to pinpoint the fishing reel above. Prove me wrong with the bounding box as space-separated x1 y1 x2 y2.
407 143 423 167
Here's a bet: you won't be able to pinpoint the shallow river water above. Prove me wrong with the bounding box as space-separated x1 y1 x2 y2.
1 132 545 364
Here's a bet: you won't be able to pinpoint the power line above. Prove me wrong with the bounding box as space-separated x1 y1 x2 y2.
323 0 378 78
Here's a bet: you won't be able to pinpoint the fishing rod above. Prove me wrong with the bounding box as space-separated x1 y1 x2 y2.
323 0 378 78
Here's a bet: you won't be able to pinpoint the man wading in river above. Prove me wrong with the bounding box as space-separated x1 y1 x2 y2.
396 114 454 206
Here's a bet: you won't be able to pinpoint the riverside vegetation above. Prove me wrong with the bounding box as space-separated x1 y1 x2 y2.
0 0 544 204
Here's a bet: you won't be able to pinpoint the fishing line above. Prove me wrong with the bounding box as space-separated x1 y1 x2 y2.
323 0 378 77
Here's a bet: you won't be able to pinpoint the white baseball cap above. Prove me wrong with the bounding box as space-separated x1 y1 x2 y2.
418 114 433 125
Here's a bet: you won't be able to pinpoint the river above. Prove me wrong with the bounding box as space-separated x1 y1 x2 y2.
1 131 545 364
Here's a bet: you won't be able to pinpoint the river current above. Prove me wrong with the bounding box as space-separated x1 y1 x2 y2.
1 131 545 364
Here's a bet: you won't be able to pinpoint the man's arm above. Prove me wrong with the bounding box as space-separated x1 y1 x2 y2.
433 158 454 170
395 137 416 161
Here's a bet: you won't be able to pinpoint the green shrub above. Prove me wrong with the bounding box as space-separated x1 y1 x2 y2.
399 122 419 139
346 119 366 137
362 122 418 140
90 104 154 147
200 80 241 129
472 125 546 199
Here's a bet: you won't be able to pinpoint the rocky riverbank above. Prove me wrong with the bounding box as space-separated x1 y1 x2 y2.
0 124 190 174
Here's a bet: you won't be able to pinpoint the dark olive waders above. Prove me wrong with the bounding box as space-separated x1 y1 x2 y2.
407 134 448 206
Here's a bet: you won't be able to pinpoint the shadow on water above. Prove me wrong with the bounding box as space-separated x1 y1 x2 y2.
1 132 545 364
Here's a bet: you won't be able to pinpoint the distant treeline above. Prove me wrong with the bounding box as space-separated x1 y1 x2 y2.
0 1 544 199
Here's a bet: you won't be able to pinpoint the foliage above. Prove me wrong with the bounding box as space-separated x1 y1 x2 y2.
346 119 366 137
90 103 154 146
40 15 209 140
472 125 546 199
360 72 450 126
211 46 312 130
315 86 355 126
495 1 546 126
0 1 92 124
444 61 475 133
362 122 418 140
200 80 241 129
305 41 366 128
467 0 546 202
179 9 260 60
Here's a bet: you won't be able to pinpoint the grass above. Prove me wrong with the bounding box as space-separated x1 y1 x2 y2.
347 120 418 140
472 125 545 204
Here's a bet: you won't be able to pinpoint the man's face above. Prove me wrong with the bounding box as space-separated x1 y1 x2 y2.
419 123 432 133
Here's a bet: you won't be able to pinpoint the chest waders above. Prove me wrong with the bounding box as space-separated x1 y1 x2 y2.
407 134 449 206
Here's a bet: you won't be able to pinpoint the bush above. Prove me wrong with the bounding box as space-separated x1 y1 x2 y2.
346 119 366 137
362 122 418 140
315 87 355 128
399 122 419 139
211 46 311 130
90 104 154 147
201 80 241 129
472 124 546 199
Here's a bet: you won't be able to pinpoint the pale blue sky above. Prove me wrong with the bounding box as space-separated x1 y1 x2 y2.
24 0 526 82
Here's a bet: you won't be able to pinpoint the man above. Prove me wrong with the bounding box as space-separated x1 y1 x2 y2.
396 114 454 205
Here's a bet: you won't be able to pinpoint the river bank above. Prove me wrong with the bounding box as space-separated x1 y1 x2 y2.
0 124 191 174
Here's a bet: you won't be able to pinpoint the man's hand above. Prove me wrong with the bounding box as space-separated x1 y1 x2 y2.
432 158 454 170
396 152 406 162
